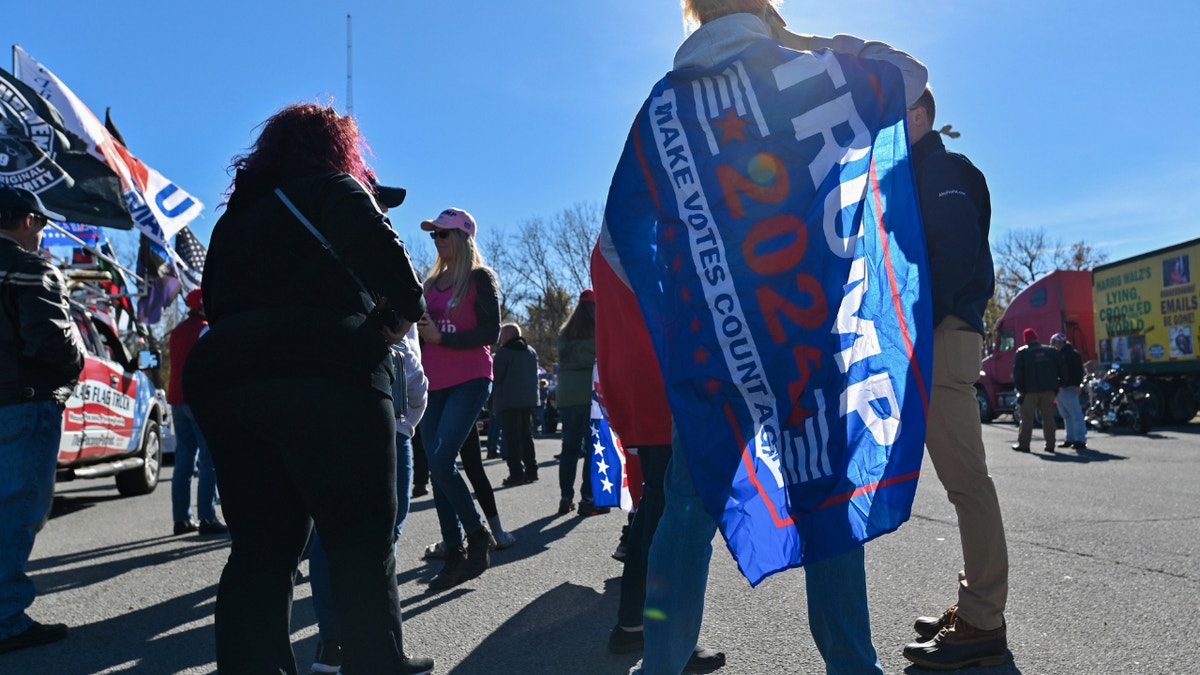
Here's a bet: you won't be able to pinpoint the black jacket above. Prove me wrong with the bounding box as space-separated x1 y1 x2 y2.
912 132 994 334
1013 341 1064 394
492 336 539 411
0 235 84 405
185 170 425 398
1058 343 1084 387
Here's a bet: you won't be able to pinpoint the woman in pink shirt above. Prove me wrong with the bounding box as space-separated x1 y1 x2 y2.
416 208 501 590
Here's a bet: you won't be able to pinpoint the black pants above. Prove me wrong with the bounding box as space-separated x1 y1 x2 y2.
617 444 672 628
190 377 405 675
501 406 537 478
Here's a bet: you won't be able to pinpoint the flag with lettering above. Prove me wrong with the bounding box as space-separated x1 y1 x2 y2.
0 67 131 229
599 40 932 584
590 362 633 511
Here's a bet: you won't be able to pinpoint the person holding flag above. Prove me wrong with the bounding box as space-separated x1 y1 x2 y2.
596 1 931 673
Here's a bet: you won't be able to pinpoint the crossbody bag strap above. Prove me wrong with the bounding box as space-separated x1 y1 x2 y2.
275 188 376 313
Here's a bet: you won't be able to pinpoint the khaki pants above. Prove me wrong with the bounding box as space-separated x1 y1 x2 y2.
924 317 1009 630
1017 390 1058 451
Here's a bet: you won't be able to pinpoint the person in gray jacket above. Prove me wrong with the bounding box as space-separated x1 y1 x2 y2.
493 323 540 485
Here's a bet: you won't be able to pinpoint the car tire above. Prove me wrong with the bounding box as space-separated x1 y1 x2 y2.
976 387 995 423
116 420 162 496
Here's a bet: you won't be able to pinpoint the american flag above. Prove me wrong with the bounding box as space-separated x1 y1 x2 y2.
589 363 632 511
173 225 206 291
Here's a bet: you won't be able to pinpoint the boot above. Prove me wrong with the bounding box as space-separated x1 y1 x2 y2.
428 542 467 590
461 526 492 581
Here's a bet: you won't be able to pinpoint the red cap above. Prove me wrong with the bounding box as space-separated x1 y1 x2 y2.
579 288 595 304
185 289 203 310
1023 328 1038 344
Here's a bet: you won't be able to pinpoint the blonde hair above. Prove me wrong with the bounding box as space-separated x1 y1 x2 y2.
681 0 783 32
425 229 497 312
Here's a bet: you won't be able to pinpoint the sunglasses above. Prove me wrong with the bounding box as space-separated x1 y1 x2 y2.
429 230 454 240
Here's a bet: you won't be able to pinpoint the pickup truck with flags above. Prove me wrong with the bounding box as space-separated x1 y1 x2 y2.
57 292 167 496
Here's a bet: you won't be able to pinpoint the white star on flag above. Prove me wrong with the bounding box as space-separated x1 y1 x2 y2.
601 475 614 493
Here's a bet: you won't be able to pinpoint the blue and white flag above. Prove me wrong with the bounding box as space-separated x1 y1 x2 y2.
41 222 100 248
601 40 932 584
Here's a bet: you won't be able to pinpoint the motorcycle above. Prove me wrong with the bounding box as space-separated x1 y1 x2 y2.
1085 368 1153 434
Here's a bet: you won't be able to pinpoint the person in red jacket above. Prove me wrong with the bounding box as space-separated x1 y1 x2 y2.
168 289 226 535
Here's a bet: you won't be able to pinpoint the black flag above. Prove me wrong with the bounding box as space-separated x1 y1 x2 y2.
0 66 132 229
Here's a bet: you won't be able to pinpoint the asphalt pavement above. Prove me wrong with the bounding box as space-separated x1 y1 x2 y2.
7 420 1200 674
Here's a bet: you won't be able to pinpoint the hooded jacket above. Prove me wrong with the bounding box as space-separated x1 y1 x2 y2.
492 335 539 411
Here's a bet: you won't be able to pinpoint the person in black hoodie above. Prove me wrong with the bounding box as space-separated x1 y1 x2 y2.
182 103 432 675
1050 333 1088 450
493 323 540 486
1012 328 1065 454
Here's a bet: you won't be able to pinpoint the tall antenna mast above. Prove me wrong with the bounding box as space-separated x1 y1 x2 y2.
346 14 354 116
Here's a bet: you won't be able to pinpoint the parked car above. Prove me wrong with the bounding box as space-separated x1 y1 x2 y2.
56 301 167 496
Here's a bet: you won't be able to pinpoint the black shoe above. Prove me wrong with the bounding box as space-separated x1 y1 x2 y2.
502 474 527 487
411 483 429 497
578 499 611 517
1073 441 1089 450
401 652 435 675
903 614 1009 670
1058 441 1074 448
428 543 467 590
558 499 575 515
1010 444 1030 453
913 604 957 640
0 621 68 655
173 520 199 535
685 646 727 672
608 625 644 654
461 526 492 582
1045 445 1056 454
311 639 342 673
198 519 229 535
525 471 539 483
485 451 500 459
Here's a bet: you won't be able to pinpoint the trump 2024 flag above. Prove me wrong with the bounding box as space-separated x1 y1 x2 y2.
600 40 932 585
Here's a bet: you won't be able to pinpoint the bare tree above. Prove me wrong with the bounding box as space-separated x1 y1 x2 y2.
480 202 602 366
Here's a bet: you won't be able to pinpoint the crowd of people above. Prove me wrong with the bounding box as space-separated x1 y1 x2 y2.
1 1 1025 673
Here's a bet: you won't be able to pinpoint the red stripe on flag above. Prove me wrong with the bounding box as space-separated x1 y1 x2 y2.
818 469 921 508
868 157 929 412
726 405 794 529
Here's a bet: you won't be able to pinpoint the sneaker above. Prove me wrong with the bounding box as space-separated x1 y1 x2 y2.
423 540 446 560
611 543 628 562
311 639 342 674
401 652 434 675
0 621 68 655
428 543 468 590
198 519 229 536
1073 441 1089 450
903 612 1009 670
684 646 727 672
913 604 957 640
173 520 199 535
493 530 517 550
1010 444 1030 453
608 625 644 654
1058 441 1075 448
461 526 492 581
558 499 575 515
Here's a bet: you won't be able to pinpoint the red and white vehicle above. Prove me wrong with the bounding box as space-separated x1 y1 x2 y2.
57 300 166 496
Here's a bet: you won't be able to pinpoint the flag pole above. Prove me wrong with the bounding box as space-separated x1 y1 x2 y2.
45 222 146 284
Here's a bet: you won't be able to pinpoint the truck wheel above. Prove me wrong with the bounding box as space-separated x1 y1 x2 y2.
976 387 995 423
1166 384 1198 424
116 421 162 497
1131 402 1153 434
1140 380 1166 425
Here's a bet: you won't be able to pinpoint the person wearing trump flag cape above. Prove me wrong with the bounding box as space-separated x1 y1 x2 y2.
596 1 932 672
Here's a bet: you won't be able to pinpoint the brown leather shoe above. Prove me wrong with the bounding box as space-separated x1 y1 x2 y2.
903 611 1008 670
913 604 956 640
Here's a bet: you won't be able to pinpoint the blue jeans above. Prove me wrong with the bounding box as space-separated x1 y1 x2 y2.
1056 388 1087 444
641 428 883 675
0 401 63 638
171 404 218 523
557 404 592 502
310 432 413 642
420 378 491 547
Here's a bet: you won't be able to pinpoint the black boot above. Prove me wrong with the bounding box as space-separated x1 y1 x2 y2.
461 526 492 581
428 543 467 590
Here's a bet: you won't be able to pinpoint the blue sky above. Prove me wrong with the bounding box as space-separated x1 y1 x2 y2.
5 1 1198 266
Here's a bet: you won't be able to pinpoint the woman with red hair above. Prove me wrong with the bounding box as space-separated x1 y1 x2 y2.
184 103 432 674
